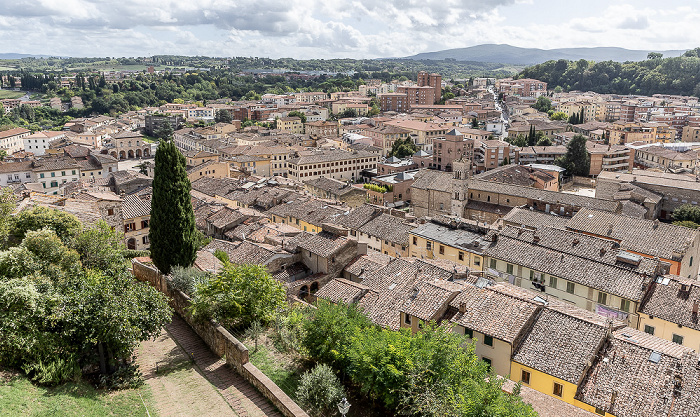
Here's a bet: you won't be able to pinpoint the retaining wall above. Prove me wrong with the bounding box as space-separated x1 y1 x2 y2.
132 259 309 417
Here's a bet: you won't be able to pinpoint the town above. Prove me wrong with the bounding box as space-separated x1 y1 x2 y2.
4 56 700 417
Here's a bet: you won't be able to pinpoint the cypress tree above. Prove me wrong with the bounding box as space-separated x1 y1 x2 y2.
149 139 198 274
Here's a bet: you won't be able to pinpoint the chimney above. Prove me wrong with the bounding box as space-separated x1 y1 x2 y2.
600 247 607 256
607 224 613 236
653 219 660 229
693 301 698 315
459 302 467 314
533 234 540 243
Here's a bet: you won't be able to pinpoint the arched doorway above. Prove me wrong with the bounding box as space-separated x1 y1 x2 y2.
143 148 150 157
299 285 309 299
128 150 134 159
127 238 136 250
135 149 142 158
119 151 126 159
110 151 117 159
310 282 319 294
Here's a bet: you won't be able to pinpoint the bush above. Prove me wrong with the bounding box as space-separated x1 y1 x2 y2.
22 355 81 386
170 265 211 296
296 364 345 417
673 204 700 224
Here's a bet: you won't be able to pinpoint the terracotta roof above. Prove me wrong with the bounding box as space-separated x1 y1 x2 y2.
399 279 464 321
343 252 393 277
640 275 700 331
122 192 151 219
315 278 374 305
501 207 570 230
512 308 609 384
567 208 698 260
358 213 414 246
285 231 352 258
576 327 700 417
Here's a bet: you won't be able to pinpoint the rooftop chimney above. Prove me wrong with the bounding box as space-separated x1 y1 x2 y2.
459 302 467 314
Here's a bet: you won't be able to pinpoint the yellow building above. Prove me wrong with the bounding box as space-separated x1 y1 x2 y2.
230 155 271 176
187 160 231 182
510 306 620 414
606 121 674 145
276 116 304 134
268 198 346 233
122 192 151 251
638 275 700 351
555 101 599 123
408 219 491 272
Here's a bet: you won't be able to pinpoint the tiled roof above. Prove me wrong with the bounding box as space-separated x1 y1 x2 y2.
204 239 291 266
640 275 700 331
576 327 700 417
567 208 698 260
484 226 656 301
193 250 223 274
343 252 393 277
501 207 570 230
512 308 609 384
122 192 151 219
0 160 32 173
411 169 454 192
32 157 81 172
304 177 359 197
358 213 415 245
409 221 489 253
288 149 376 165
315 278 374 305
468 179 620 212
285 231 352 258
448 284 541 343
206 206 246 229
190 176 240 197
333 204 382 230
267 198 346 226
399 280 464 321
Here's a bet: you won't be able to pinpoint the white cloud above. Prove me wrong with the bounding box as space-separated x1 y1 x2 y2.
0 0 697 59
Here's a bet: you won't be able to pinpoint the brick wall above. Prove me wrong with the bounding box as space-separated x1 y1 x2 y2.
131 260 309 417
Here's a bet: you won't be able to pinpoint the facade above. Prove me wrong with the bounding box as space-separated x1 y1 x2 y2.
0 127 31 154
409 218 490 271
108 131 151 159
287 150 378 182
122 191 151 251
32 157 82 195
144 114 182 136
305 121 339 137
587 142 634 176
416 71 442 104
276 117 304 134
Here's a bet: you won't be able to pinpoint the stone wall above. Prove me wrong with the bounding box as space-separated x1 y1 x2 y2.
131 259 309 417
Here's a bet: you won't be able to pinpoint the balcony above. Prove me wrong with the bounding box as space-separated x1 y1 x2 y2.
602 156 629 163
602 163 629 170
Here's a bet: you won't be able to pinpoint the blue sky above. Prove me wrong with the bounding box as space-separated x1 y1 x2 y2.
0 0 698 58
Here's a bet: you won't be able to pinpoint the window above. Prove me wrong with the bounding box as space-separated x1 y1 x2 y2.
25 173 30 178
673 334 684 345
598 292 608 305
404 313 411 325
426 241 432 251
474 258 481 266
71 170 76 175
595 408 606 416
50 181 58 188
40 173 45 178
490 258 496 269
566 282 575 294
553 382 563 397
483 335 494 346
506 263 514 274
620 299 630 313
439 245 445 255
549 276 558 289
107 208 114 216
644 325 655 335
141 219 149 229
142 236 149 244
412 236 417 245
458 251 464 261
61 171 65 176
521 370 531 385
482 357 492 369
464 327 473 338
51 172 55 177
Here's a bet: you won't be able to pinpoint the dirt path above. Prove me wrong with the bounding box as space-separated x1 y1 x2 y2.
137 314 283 417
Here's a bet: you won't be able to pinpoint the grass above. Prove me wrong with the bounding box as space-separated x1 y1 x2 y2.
142 135 160 144
0 90 24 99
247 335 305 401
0 372 157 417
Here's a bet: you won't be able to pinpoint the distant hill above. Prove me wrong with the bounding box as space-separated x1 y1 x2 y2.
402 44 687 65
0 53 58 59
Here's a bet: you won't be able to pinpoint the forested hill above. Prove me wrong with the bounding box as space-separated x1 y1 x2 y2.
517 48 700 97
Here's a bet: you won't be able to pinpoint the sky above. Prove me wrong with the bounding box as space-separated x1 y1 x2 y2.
1 0 700 59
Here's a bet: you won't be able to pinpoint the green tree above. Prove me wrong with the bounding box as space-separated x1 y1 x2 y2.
549 111 568 121
153 121 174 140
536 136 553 146
556 134 590 177
149 140 198 274
296 364 346 417
673 220 699 229
388 137 418 159
287 110 307 124
533 96 552 113
12 205 82 244
214 109 233 123
647 52 663 60
471 118 479 128
190 263 286 327
673 204 700 224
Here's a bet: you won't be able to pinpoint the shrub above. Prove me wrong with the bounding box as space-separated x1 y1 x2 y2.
296 364 345 417
22 355 81 386
170 265 211 296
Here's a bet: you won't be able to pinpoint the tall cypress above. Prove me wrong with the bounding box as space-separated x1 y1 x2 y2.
149 139 197 274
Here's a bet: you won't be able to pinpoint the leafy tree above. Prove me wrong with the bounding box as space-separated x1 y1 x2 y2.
471 118 479 128
190 263 286 327
536 136 553 146
533 96 552 113
296 364 346 417
153 121 174 140
673 204 700 224
555 134 590 177
12 206 82 244
170 265 211 296
287 110 307 124
673 220 699 229
149 140 198 274
214 109 233 123
388 137 418 159
549 111 568 121
647 52 663 60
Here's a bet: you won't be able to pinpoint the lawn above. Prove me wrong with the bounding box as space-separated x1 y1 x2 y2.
246 333 306 401
0 90 24 99
0 371 157 417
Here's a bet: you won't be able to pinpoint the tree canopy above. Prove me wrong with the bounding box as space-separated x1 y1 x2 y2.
388 137 418 159
555 134 590 177
149 140 198 274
